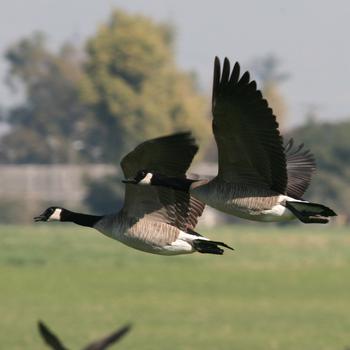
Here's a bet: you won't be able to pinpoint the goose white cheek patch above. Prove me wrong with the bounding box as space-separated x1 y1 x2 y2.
139 173 153 185
48 208 62 221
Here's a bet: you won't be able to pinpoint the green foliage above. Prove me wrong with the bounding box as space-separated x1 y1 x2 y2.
1 11 209 166
1 33 93 163
81 10 209 163
1 224 350 349
288 120 350 216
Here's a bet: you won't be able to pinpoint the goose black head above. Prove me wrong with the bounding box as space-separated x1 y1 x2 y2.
122 170 194 192
34 207 63 222
122 169 155 186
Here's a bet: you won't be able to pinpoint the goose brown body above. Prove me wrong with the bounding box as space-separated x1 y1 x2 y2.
191 180 281 219
95 212 193 255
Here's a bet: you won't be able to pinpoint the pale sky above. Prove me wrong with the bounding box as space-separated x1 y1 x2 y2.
1 0 350 127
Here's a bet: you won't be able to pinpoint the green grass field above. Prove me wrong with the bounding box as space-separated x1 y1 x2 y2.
1 224 350 349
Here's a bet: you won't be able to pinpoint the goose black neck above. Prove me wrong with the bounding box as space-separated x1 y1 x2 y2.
153 175 195 192
61 209 103 228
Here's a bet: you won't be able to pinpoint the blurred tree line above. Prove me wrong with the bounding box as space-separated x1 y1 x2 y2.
0 10 209 165
0 9 349 220
288 120 350 219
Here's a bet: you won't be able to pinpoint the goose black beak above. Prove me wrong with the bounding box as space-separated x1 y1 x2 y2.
33 212 48 222
122 178 137 184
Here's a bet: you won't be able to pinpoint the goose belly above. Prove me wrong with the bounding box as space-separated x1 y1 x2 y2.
191 184 295 222
207 200 295 222
97 219 194 255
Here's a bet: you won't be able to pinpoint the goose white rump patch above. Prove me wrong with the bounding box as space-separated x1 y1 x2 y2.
165 231 209 254
260 195 303 222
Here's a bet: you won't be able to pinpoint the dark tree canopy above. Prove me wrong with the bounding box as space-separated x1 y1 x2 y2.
0 33 91 163
0 11 209 165
288 120 350 216
80 10 209 163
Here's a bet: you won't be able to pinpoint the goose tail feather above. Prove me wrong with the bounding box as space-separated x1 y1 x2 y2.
192 239 234 255
286 201 337 224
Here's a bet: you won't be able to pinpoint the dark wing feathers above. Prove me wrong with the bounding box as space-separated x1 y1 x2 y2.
157 187 205 231
185 196 206 230
121 132 198 178
38 320 131 350
212 57 287 193
83 324 132 350
285 138 316 199
229 62 240 84
38 321 68 350
121 132 205 231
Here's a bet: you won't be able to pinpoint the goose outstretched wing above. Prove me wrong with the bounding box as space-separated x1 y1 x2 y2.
212 57 287 193
38 321 68 350
285 138 316 199
83 324 131 350
120 132 205 232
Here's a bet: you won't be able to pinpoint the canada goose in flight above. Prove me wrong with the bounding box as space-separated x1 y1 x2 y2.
125 58 336 224
34 133 232 255
38 320 131 350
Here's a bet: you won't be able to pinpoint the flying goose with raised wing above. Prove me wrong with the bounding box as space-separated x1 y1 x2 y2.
38 320 131 350
127 58 336 224
34 132 232 255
